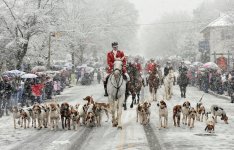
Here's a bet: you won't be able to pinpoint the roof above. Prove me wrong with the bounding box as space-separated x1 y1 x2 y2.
201 13 234 33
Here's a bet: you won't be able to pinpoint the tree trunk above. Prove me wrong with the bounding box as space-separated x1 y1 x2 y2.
80 45 84 64
16 42 29 70
71 51 75 73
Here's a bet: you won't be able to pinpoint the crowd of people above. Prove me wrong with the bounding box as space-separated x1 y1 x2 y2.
0 69 71 117
187 67 234 101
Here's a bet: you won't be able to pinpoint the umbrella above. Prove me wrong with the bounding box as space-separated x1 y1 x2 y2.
184 61 191 65
192 62 203 67
81 64 87 67
21 73 38 79
31 66 47 72
8 70 25 76
85 67 94 73
45 71 60 77
203 62 219 70
2 71 16 77
198 67 206 72
35 72 46 76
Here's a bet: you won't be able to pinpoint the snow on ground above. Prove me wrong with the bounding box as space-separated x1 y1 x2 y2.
0 81 234 150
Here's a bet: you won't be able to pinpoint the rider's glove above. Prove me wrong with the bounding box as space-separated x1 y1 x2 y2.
124 73 130 82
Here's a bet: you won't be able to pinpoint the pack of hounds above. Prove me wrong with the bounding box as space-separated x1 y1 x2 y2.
12 96 110 130
137 99 229 133
12 96 229 133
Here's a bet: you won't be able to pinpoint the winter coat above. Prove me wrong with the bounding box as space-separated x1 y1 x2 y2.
107 50 126 74
31 83 44 97
147 63 157 73
178 66 188 75
164 66 173 76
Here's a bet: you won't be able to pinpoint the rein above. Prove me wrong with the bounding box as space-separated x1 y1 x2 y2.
110 68 124 100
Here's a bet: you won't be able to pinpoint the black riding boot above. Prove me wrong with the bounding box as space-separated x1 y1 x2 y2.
104 81 108 97
125 82 130 96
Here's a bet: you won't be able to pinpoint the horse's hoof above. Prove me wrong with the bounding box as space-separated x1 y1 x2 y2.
117 126 122 130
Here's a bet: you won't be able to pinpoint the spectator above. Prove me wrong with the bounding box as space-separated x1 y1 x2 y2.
31 79 44 104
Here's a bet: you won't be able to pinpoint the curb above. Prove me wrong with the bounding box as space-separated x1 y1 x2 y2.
208 90 231 101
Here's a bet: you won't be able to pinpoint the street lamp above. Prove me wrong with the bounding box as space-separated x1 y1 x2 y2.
47 30 75 68
47 32 56 68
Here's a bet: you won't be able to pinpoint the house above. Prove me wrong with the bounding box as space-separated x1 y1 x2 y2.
200 13 234 70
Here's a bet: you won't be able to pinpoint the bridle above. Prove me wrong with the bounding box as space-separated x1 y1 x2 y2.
110 66 124 100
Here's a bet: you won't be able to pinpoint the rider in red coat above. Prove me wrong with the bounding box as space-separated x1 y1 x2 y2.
147 58 157 74
133 58 142 74
107 48 127 74
104 42 130 96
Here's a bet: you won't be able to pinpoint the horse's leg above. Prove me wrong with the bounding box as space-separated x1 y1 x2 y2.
61 116 64 129
170 83 173 98
134 93 137 105
151 87 155 101
184 86 187 98
68 118 71 130
123 93 128 110
130 93 135 108
170 83 173 97
154 88 157 101
117 98 124 129
137 92 140 104
165 116 168 128
110 102 116 127
179 86 183 98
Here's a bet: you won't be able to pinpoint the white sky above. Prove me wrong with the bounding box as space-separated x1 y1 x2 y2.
129 0 206 24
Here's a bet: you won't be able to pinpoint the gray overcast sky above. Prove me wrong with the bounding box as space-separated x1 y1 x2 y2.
129 0 207 24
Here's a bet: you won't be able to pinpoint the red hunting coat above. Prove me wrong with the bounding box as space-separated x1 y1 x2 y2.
107 50 127 74
147 63 157 73
133 62 142 73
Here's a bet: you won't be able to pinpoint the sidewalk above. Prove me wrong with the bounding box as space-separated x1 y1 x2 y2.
208 90 231 101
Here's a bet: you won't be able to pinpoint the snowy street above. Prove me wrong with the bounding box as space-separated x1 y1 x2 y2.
1 0 234 150
0 82 234 150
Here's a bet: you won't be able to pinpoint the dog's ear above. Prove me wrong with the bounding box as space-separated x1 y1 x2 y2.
188 102 191 106
182 102 186 107
214 106 218 111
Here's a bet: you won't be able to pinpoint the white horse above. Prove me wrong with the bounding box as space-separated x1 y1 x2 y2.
163 70 175 100
107 57 126 129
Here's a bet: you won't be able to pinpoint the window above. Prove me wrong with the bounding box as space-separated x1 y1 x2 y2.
221 28 233 40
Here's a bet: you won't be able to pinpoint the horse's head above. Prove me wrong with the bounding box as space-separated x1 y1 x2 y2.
167 70 174 81
113 56 124 76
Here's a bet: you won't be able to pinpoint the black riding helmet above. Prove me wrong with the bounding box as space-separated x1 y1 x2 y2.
112 42 118 47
